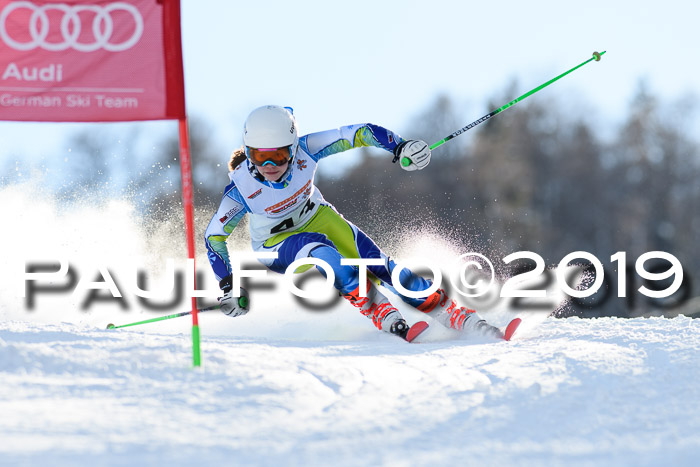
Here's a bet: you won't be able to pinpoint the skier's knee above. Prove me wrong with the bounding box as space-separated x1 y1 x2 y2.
309 245 360 294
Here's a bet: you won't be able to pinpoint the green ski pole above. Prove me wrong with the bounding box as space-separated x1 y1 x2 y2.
400 50 606 168
105 298 248 330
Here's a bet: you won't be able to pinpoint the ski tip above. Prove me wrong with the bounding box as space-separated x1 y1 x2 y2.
406 321 429 343
503 318 522 341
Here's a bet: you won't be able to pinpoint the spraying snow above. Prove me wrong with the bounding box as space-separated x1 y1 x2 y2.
0 177 556 338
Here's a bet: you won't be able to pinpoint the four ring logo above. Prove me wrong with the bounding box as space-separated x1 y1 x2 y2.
0 1 144 52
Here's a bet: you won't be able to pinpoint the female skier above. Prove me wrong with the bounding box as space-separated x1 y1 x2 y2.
204 105 512 342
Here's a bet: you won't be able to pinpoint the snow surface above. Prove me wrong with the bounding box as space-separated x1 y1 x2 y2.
1 317 699 466
2 180 699 466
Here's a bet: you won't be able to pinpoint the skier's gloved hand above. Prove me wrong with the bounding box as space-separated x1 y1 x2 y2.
219 288 249 317
393 140 431 171
218 274 250 318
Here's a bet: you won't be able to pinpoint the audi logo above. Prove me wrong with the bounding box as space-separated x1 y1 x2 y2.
0 1 144 52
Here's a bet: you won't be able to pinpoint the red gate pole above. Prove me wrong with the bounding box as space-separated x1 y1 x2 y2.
178 117 201 366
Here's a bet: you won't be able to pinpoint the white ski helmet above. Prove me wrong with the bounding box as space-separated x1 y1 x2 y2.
243 105 298 157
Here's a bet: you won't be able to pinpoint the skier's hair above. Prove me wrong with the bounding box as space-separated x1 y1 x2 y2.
228 146 246 171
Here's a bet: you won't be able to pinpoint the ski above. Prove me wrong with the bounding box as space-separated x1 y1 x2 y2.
503 318 522 341
405 321 429 343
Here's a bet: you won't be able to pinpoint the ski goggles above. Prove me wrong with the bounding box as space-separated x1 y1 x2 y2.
245 145 292 167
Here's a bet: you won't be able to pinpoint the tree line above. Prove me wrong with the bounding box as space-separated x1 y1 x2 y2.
5 82 698 318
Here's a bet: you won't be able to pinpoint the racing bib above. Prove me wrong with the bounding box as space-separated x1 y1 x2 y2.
230 156 324 241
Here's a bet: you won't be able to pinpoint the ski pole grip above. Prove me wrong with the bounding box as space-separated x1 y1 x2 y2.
401 157 412 167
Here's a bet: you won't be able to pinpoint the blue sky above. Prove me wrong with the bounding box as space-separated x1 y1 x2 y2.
2 0 699 165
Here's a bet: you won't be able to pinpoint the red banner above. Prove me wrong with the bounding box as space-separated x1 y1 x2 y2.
0 0 185 121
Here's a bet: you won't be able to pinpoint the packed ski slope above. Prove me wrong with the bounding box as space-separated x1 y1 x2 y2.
1 180 699 465
1 316 699 466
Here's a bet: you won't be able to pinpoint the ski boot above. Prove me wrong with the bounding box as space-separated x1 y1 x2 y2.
343 280 401 331
343 280 428 342
417 288 504 339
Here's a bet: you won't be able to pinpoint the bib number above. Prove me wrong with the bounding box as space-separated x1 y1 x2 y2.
270 199 316 234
